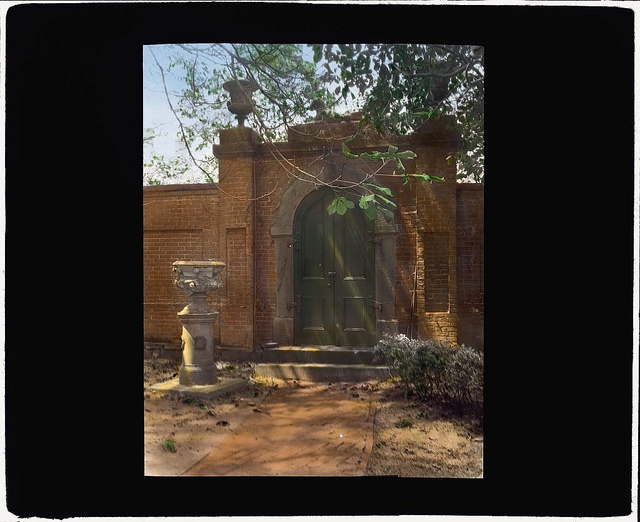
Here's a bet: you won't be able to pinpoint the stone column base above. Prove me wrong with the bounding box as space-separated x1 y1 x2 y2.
179 363 218 386
177 312 218 386
376 319 398 341
273 316 294 346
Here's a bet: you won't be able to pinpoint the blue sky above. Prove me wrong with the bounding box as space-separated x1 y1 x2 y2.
143 45 185 159
141 44 368 183
143 44 357 173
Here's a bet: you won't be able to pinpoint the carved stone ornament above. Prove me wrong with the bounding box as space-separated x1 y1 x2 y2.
172 260 226 294
223 79 258 127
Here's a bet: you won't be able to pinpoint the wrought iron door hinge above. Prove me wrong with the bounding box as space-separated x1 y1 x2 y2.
368 296 382 316
288 296 301 314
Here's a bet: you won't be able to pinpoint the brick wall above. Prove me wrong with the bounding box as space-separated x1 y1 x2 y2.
214 128 257 348
143 118 484 352
143 184 220 346
393 118 461 344
253 157 287 346
456 184 484 350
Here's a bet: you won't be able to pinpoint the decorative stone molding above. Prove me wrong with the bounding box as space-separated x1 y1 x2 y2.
271 173 398 346
173 260 226 294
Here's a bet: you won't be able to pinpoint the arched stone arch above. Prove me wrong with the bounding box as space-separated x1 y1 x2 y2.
271 173 399 346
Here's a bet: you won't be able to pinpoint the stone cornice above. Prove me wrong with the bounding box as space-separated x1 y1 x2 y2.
143 184 218 196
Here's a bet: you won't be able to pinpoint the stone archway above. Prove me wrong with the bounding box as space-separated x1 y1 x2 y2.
271 175 399 346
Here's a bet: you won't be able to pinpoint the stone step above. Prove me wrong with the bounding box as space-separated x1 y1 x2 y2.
259 346 377 365
254 363 391 383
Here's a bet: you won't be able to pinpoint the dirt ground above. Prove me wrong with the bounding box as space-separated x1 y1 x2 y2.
144 358 483 477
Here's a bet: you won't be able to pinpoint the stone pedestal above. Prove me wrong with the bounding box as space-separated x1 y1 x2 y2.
172 261 225 387
177 299 218 386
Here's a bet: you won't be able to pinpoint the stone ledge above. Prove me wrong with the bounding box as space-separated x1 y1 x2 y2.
149 378 248 399
144 342 182 361
143 184 218 195
255 363 392 383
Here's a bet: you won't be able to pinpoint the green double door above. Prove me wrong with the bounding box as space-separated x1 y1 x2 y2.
293 188 376 346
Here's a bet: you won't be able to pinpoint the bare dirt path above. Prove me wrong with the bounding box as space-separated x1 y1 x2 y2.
184 381 376 476
144 358 483 477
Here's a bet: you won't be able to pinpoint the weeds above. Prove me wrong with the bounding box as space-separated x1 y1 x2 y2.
162 438 177 453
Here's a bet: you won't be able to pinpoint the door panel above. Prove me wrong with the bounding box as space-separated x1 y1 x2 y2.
334 201 376 346
301 197 326 280
294 188 375 346
300 296 326 330
295 190 334 345
342 297 368 331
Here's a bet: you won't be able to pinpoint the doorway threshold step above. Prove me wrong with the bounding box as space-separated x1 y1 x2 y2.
260 346 376 365
254 363 391 383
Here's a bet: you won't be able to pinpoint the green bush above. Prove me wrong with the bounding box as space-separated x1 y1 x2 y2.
374 334 483 415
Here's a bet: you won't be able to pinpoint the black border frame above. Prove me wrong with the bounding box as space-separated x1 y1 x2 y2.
5 2 635 518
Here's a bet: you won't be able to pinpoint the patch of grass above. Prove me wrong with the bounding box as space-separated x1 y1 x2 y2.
225 364 237 372
395 418 414 429
162 438 177 453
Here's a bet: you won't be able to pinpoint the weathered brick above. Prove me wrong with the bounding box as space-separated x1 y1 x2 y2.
143 120 484 351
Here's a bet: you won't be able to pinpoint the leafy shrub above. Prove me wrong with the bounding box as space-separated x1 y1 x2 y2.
443 345 484 413
374 334 483 415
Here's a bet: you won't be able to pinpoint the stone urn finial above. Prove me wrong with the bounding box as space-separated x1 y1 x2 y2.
310 99 328 121
223 79 258 127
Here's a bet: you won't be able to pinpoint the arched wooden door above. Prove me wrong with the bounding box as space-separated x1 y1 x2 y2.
293 188 376 346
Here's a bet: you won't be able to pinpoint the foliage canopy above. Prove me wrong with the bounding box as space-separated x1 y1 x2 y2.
144 43 483 216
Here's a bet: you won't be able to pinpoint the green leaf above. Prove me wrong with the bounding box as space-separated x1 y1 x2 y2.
342 142 359 159
363 182 392 196
396 150 417 160
336 198 348 215
387 145 398 154
359 151 385 161
375 194 397 208
409 174 445 183
313 45 323 64
364 202 378 221
327 199 338 215
359 194 375 209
